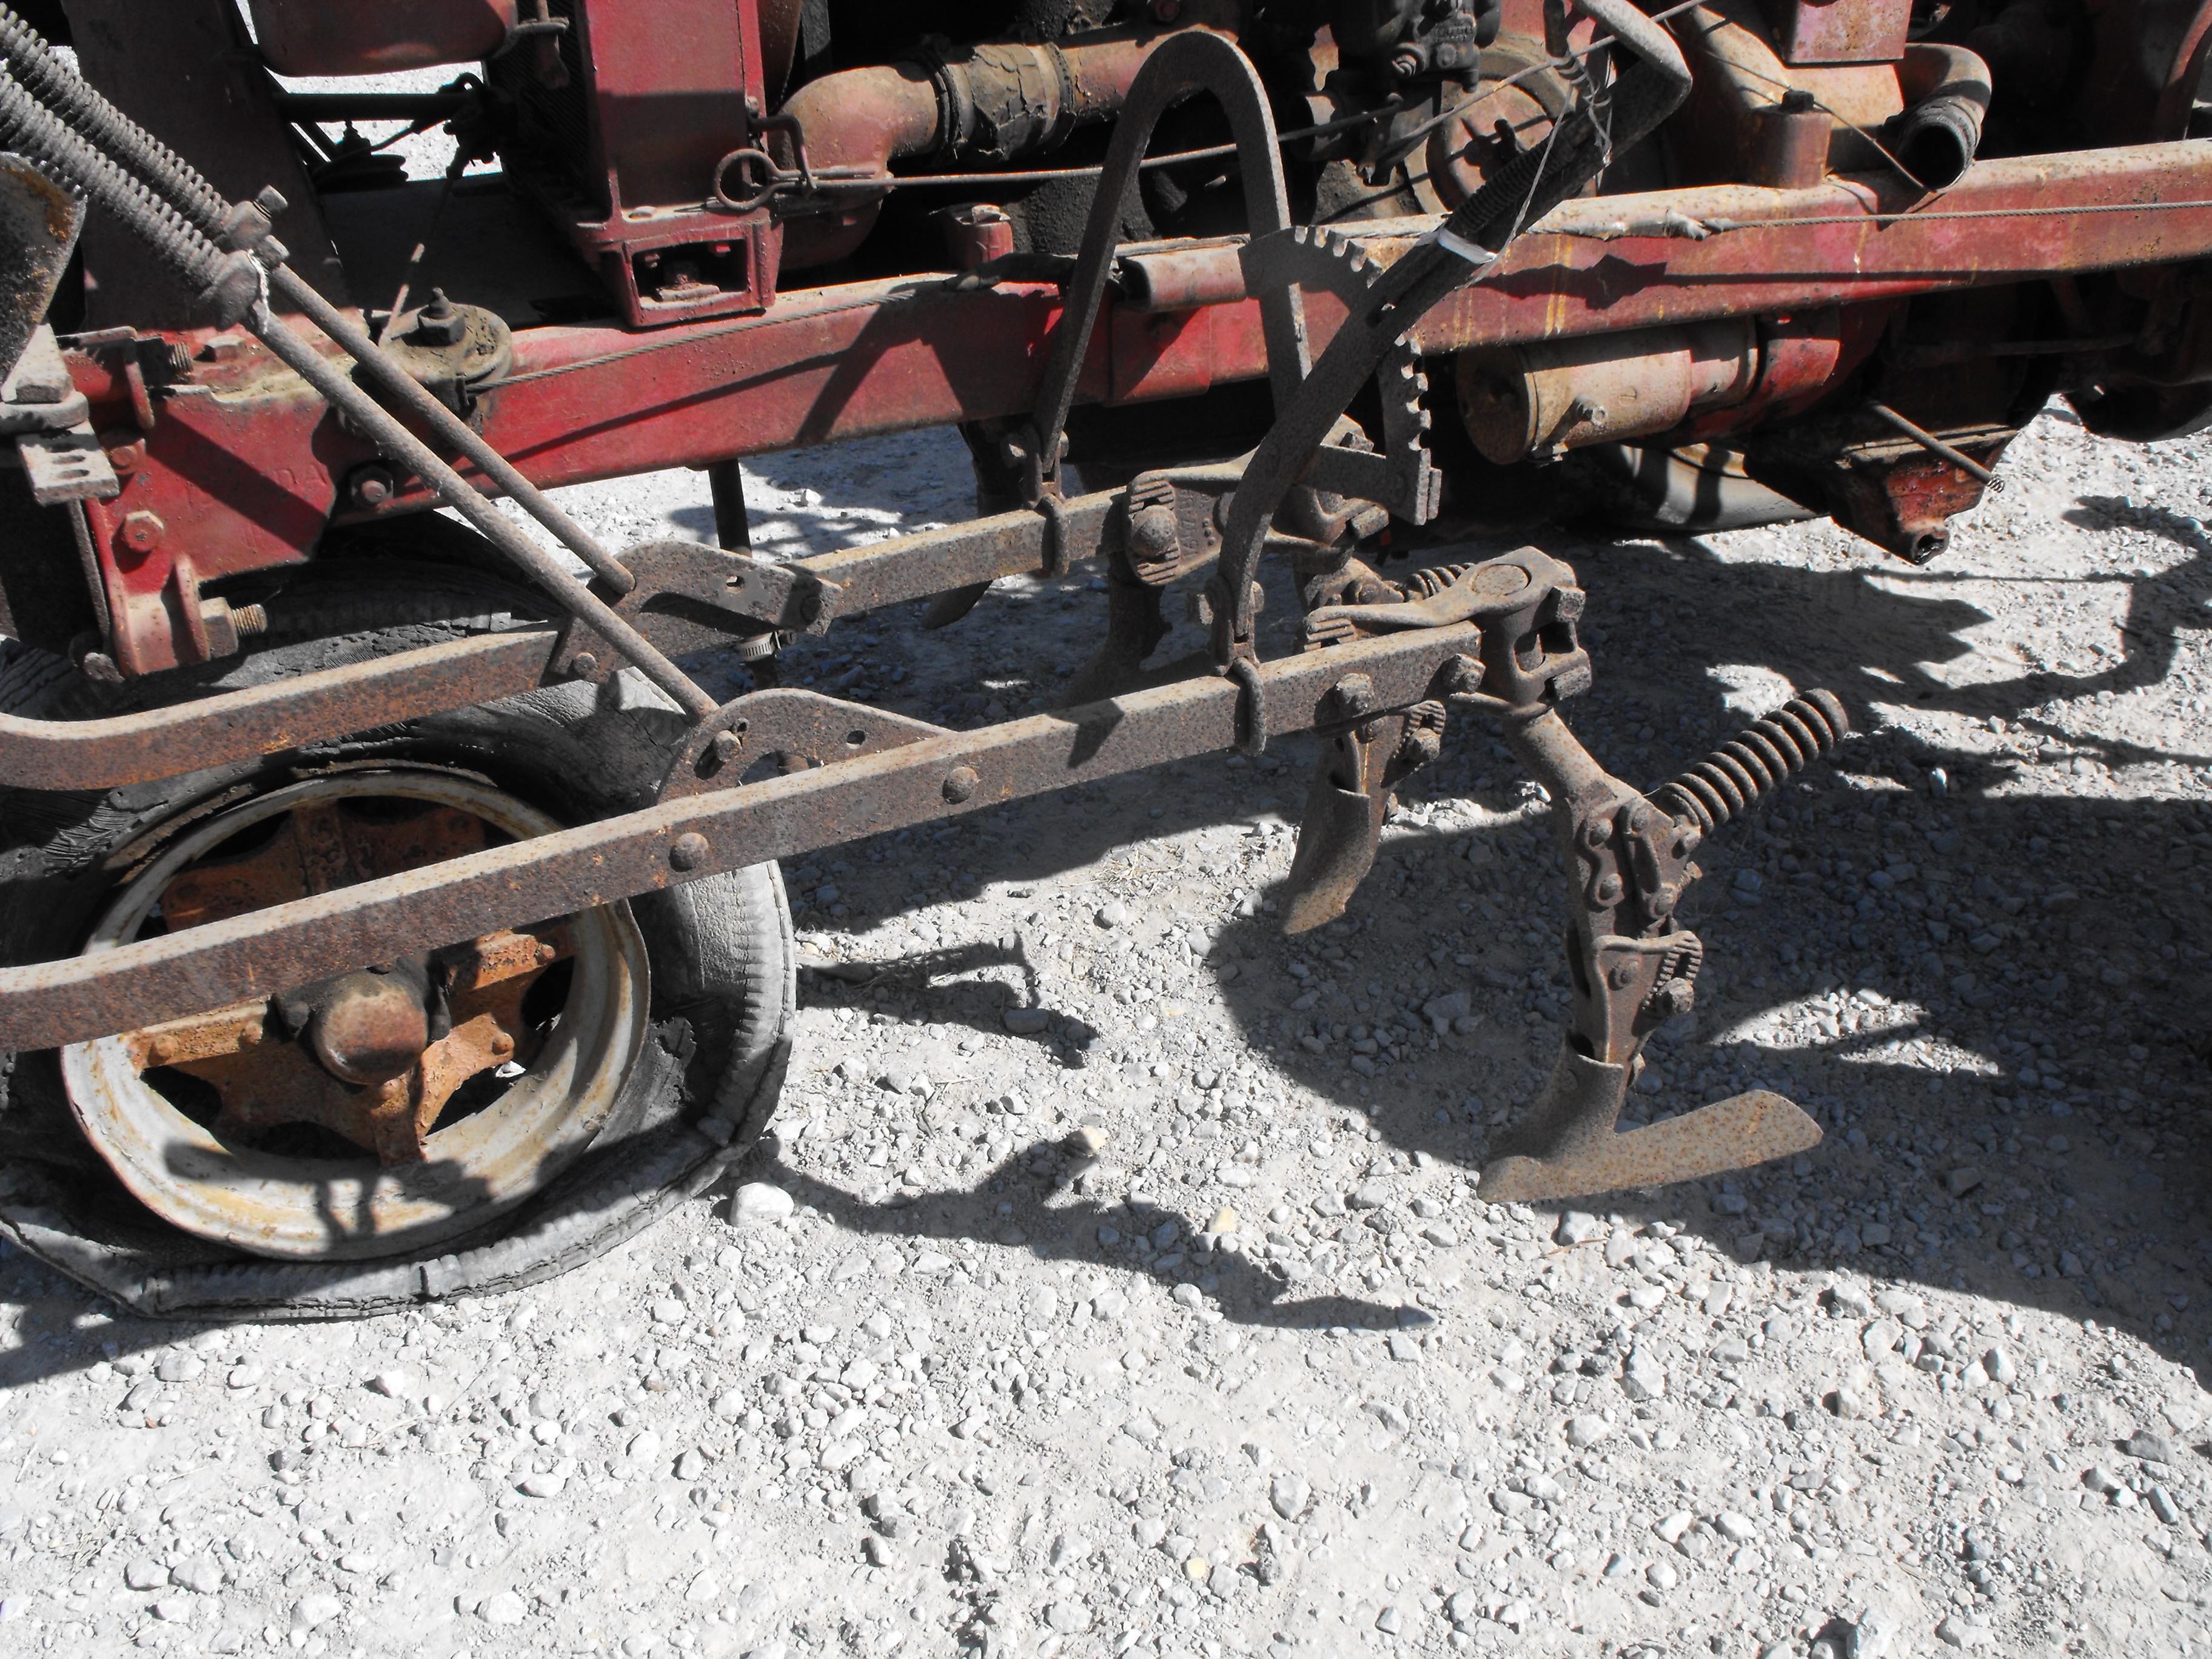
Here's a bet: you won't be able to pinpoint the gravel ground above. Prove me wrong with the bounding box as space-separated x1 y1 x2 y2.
4 401 2212 1659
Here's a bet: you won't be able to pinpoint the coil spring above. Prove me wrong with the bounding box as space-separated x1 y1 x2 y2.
1651 689 1849 834
1403 561 1478 601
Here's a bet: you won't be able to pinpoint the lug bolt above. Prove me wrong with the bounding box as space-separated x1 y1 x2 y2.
669 831 711 871
942 765 980 805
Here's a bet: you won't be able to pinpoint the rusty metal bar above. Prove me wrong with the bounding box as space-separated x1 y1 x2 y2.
796 489 1119 610
0 625 1478 1052
0 631 560 790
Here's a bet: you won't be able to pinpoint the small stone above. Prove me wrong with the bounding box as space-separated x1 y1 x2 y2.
728 1182 794 1227
626 1430 663 1464
170 1557 224 1595
1375 1605 1404 1634
518 1472 566 1498
1091 1289 1128 1321
2082 1466 2122 1495
292 1595 343 1631
1850 1607 1899 1659
478 1590 526 1627
125 1559 167 1592
1935 1614 1991 1649
225 1364 263 1390
674 1449 707 1481
1565 1415 1612 1449
1645 1560 1678 1593
1830 1386 1873 1420
2123 1430 2177 1464
1387 1332 1421 1363
1604 1230 1637 1269
1347 1181 1389 1210
1065 1124 1108 1156
1826 1281 1874 1318
1002 1008 1050 1035
150 1597 192 1624
1096 902 1128 928
863 1535 899 1568
154 1353 204 1384
1047 1600 1093 1632
1983 1345 2017 1387
1207 1561 1239 1599
1714 1511 1755 1543
366 1369 412 1399
1270 1474 1309 1520
2150 1486 2182 1524
1555 1212 1604 1245
1209 1206 1238 1234
711 1389 746 1422
1622 1349 1666 1401
1944 1166 1984 1198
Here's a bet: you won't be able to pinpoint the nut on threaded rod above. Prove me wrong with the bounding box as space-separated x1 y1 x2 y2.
1649 690 1849 834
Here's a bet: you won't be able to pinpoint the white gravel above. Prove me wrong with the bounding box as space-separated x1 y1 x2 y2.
4 404 2211 1659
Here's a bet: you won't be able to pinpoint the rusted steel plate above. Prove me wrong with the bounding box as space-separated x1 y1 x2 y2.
0 625 1478 1052
0 631 559 791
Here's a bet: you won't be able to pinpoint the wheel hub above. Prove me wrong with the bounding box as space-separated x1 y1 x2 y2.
61 770 648 1260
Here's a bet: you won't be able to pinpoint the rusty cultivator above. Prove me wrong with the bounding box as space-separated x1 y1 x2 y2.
0 0 2205 1314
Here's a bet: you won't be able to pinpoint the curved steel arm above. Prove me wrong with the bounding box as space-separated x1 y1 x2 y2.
1025 28 1305 495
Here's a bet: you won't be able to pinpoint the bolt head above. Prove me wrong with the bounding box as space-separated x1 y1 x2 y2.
942 765 980 805
119 510 166 554
350 468 395 510
710 729 742 763
669 831 711 871
570 652 599 679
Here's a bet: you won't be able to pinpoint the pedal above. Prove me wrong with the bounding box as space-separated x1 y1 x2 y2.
1480 1048 1821 1202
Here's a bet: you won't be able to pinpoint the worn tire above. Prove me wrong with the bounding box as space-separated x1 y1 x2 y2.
0 565 793 1318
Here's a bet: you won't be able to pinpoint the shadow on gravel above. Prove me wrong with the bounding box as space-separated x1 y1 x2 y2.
746 1144 1412 1334
767 506 2210 1369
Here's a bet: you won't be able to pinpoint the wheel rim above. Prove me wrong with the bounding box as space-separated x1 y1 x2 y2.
59 769 649 1261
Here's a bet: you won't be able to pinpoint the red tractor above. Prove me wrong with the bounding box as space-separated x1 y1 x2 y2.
0 0 2202 1314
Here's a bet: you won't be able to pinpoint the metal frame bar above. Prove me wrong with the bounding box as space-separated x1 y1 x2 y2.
0 625 1478 1051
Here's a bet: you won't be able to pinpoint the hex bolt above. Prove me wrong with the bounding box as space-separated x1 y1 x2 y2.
1439 653 1483 695
119 510 165 554
349 466 396 511
669 831 711 871
942 766 980 805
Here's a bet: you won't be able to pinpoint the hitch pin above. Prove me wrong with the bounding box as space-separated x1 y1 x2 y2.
1865 401 2006 492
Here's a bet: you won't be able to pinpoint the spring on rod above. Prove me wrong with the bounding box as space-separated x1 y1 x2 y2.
1649 690 1850 834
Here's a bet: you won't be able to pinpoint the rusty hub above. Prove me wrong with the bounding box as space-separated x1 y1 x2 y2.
115 794 579 1167
60 771 649 1261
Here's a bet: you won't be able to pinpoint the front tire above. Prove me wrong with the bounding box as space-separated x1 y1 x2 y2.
0 565 793 1317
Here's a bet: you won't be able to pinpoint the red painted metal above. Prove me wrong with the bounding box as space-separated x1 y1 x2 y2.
59 139 2212 672
246 0 518 76
492 0 779 327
